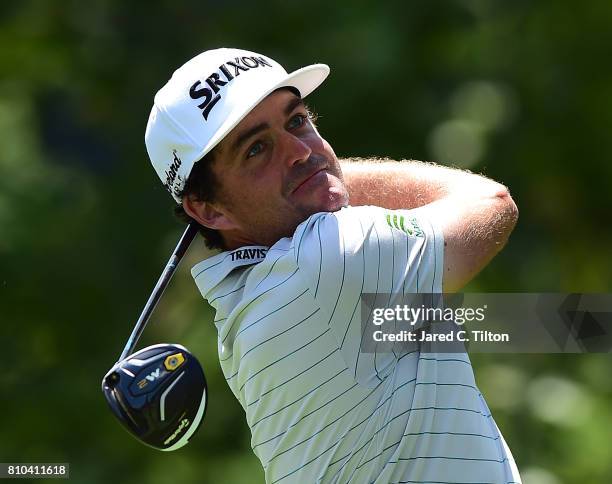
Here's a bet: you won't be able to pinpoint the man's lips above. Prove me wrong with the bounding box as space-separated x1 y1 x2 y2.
291 168 326 194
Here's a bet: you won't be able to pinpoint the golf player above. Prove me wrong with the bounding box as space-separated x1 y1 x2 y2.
145 48 521 483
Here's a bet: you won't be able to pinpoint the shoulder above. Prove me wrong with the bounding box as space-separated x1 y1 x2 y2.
292 205 444 292
294 205 383 239
291 206 369 259
294 205 430 251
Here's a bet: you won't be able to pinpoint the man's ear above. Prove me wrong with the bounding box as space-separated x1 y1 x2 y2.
182 197 238 231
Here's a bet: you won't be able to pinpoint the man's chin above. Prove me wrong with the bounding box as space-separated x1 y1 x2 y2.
327 185 350 210
313 174 349 209
297 189 348 221
317 182 349 213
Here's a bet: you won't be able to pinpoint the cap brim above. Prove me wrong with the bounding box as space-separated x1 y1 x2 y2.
194 63 330 165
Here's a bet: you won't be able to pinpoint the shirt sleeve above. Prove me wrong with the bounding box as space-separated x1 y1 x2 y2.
292 205 444 388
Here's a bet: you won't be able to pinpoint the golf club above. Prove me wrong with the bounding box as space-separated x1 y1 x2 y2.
101 223 208 451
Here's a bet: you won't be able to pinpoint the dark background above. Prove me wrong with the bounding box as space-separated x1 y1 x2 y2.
1 1 611 483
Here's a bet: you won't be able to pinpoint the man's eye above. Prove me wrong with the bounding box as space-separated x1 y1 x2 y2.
288 114 306 130
246 141 264 159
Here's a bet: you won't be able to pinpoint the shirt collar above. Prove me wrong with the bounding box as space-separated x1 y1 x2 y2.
191 245 269 297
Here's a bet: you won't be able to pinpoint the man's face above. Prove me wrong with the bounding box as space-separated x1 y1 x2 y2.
208 89 348 247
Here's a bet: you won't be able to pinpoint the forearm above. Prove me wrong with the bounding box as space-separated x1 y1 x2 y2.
339 158 518 291
340 158 509 209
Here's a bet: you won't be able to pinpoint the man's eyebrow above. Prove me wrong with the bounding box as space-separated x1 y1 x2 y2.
229 96 306 156
285 96 304 116
231 122 269 156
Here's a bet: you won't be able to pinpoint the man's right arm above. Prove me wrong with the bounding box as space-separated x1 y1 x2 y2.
340 158 519 292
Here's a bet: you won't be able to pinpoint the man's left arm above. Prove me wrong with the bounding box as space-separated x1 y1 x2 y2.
340 158 518 292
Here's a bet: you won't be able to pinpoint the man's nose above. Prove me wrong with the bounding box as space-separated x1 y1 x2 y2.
280 131 312 167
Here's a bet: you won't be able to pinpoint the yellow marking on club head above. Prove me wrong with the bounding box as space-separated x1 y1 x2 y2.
164 353 185 371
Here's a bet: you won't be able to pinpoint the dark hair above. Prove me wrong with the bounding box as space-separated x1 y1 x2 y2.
174 149 226 250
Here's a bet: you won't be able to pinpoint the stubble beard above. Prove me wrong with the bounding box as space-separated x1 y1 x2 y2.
220 158 348 247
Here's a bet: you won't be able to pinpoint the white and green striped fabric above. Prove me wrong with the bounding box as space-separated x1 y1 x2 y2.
192 205 521 484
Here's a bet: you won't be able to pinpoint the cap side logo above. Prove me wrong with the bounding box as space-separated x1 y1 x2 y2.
165 150 183 196
189 56 273 121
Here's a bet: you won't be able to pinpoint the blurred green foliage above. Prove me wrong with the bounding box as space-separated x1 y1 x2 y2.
1 1 611 483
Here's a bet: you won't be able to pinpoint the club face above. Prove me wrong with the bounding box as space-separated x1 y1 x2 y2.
102 343 207 451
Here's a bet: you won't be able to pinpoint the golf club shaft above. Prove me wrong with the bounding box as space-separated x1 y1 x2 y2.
118 222 199 361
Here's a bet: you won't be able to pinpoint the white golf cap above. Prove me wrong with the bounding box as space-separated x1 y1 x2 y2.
145 48 330 203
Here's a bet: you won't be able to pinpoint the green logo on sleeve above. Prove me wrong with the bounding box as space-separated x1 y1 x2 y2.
385 213 424 237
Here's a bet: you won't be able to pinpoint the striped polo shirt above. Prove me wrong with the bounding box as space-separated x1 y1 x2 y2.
191 205 521 483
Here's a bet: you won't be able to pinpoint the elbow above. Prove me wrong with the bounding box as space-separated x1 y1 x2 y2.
478 180 519 224
498 188 519 227
492 188 519 244
509 196 519 227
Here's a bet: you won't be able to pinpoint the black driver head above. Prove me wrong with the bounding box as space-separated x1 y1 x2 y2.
102 343 207 451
